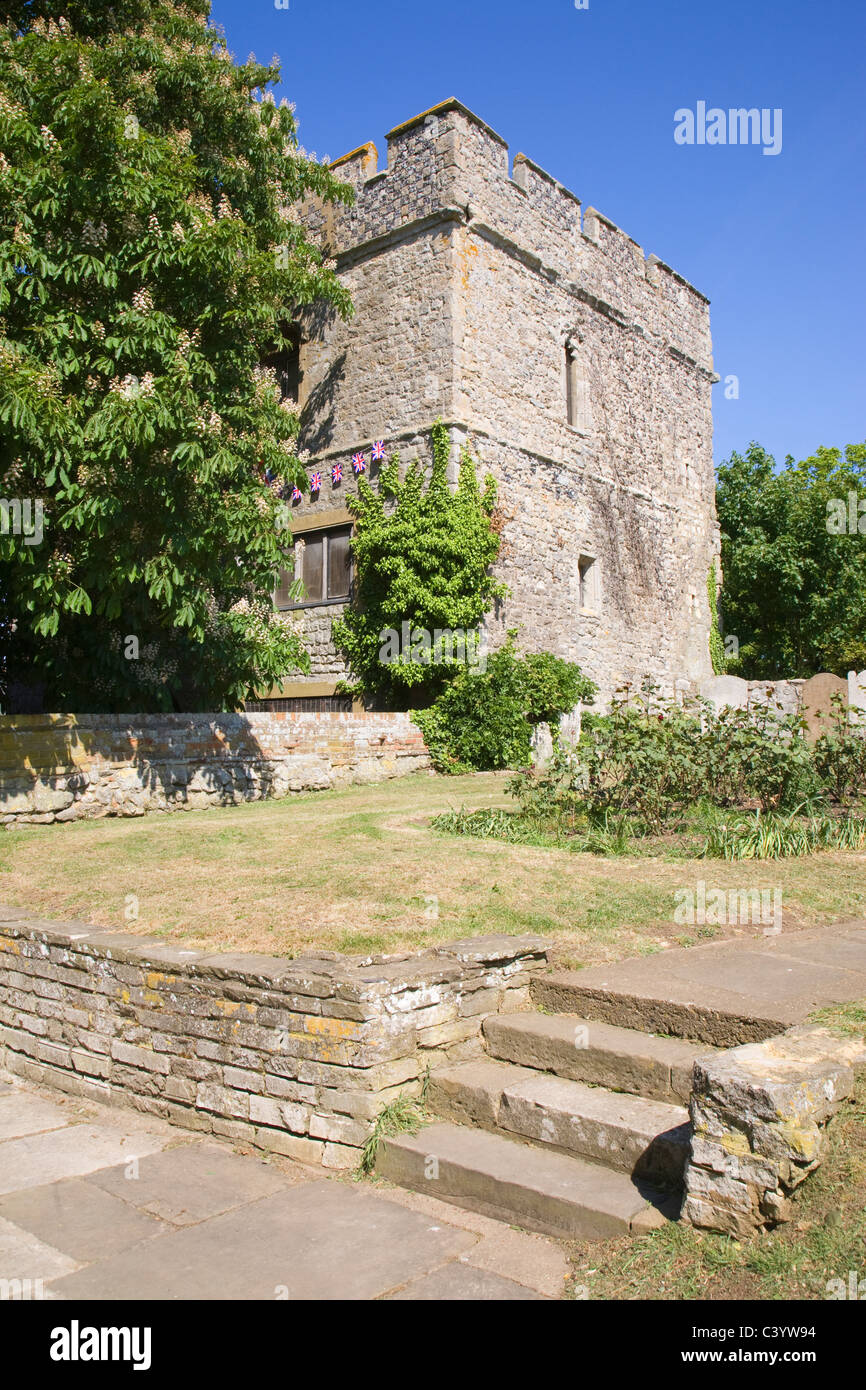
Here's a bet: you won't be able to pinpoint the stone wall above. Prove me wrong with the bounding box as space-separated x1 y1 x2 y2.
683 1025 866 1237
699 671 866 739
0 908 546 1170
0 711 429 826
286 99 719 705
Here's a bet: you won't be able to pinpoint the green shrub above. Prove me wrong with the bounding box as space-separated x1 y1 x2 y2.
813 694 866 803
504 681 865 849
413 637 595 773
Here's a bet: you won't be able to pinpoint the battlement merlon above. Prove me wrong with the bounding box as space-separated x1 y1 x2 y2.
305 99 712 368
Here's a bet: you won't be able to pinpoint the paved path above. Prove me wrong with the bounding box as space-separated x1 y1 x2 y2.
541 919 866 1043
0 1071 568 1301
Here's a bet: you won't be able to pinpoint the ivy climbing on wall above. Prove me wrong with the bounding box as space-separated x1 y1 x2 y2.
332 421 506 706
708 562 727 675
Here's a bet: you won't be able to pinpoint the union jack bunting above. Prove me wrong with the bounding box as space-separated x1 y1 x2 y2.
372 440 386 461
351 452 366 475
291 485 302 502
331 462 343 484
310 472 322 492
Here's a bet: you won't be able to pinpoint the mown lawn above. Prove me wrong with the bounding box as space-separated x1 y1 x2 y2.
2 771 866 961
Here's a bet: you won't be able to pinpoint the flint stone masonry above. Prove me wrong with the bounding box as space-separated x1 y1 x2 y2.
0 909 546 1169
682 1025 866 1237
0 711 429 825
288 99 720 706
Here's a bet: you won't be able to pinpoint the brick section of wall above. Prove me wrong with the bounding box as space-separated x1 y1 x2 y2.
0 712 429 826
0 908 547 1170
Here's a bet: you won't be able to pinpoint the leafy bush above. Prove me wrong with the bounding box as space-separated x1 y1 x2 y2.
813 695 866 804
413 637 595 773
500 680 866 853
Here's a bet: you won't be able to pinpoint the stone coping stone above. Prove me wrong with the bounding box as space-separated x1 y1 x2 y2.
694 1024 866 1124
0 909 546 998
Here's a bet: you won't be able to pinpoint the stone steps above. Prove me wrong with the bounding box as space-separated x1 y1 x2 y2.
376 1121 675 1241
483 1011 709 1104
376 995 717 1241
531 969 781 1046
429 1057 691 1187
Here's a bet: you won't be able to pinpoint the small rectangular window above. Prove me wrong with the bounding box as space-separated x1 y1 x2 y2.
275 525 352 609
263 326 302 407
578 554 598 611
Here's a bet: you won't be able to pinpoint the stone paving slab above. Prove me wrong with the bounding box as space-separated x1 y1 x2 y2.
0 1213 81 1284
373 1183 571 1296
84 1143 293 1227
48 1181 478 1301
537 923 866 1044
0 1091 71 1142
0 1072 566 1300
0 1123 171 1197
385 1262 545 1300
0 1178 169 1263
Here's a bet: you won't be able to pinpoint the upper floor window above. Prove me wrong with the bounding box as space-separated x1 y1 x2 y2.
565 336 592 432
275 525 352 609
263 325 302 408
578 553 599 611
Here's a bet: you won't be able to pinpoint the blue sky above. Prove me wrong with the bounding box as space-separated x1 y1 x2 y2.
211 0 865 469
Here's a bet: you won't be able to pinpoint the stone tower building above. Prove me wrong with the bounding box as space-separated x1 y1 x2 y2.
261 99 720 709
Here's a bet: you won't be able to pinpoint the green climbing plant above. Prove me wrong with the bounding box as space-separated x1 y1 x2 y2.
708 562 726 675
332 421 506 706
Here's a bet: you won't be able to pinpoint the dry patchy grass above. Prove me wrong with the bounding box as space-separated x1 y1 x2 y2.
1 771 865 961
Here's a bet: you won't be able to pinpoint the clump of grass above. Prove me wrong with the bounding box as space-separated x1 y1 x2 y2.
703 809 866 860
809 998 866 1039
432 806 557 846
583 811 633 857
358 1073 430 1176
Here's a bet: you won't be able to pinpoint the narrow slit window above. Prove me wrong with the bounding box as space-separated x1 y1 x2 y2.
566 345 578 427
578 555 598 611
565 338 592 432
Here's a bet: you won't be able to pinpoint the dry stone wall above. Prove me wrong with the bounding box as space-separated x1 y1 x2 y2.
683 1025 866 1237
0 908 546 1170
0 711 429 826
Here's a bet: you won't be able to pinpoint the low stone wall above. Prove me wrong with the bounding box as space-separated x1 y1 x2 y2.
699 671 866 730
0 711 430 826
683 1025 866 1237
0 907 546 1169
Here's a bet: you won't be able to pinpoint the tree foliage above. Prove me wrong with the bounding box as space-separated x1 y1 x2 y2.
716 441 866 679
0 0 352 711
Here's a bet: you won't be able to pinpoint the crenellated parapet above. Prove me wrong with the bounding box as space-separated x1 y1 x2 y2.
306 99 713 374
